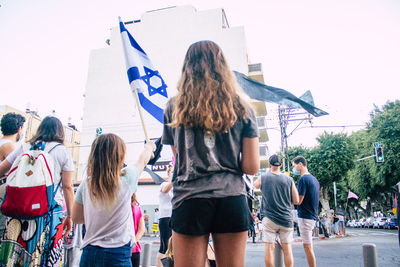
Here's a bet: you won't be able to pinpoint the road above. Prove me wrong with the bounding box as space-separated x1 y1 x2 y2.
143 228 399 266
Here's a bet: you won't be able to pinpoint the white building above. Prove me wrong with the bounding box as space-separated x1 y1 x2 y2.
80 5 267 218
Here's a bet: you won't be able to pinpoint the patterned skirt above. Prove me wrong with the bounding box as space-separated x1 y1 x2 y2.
0 204 64 267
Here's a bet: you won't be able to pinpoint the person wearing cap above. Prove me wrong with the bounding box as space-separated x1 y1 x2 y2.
254 154 299 267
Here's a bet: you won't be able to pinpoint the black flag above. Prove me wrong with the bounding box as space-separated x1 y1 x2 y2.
234 71 328 117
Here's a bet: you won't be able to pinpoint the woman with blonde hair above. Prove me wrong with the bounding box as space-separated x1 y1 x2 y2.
162 40 259 267
72 133 155 267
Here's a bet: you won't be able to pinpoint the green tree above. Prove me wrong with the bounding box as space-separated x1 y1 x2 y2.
310 132 355 213
348 100 400 216
289 132 355 215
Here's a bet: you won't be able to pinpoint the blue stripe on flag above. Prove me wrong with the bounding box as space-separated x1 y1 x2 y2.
119 21 147 55
127 67 141 84
138 93 164 123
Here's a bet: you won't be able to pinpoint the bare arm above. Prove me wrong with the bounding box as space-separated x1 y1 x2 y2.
134 142 156 174
0 143 15 161
62 171 74 219
171 145 176 158
0 160 12 178
298 195 305 205
161 182 173 193
254 176 261 189
62 171 74 237
72 201 84 224
241 137 260 175
291 181 299 205
136 216 145 241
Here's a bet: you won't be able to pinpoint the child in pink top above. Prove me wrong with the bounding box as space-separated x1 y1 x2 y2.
131 193 145 267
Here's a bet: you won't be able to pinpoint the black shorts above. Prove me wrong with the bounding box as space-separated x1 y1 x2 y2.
170 195 251 235
159 217 172 254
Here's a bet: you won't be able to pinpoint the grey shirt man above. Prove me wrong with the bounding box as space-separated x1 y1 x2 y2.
260 172 294 228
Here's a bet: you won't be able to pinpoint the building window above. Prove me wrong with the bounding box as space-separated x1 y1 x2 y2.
259 145 267 157
65 127 73 143
256 117 266 128
248 63 262 73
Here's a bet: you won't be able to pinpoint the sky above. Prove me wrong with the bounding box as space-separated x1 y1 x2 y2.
1 0 399 154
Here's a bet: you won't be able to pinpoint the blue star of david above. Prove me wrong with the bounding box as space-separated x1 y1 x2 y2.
140 66 168 98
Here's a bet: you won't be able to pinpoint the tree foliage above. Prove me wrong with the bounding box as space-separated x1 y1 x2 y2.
288 132 355 209
348 100 400 214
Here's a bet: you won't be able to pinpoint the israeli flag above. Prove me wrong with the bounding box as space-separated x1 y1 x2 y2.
119 17 168 123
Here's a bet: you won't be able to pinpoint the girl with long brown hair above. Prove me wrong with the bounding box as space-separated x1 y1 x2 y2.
72 133 155 267
162 40 260 267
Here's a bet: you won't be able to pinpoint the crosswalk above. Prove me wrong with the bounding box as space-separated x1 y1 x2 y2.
347 229 398 237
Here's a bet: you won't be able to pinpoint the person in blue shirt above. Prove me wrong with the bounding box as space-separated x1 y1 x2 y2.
292 156 319 267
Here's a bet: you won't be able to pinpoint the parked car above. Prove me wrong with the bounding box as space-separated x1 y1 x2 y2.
365 217 375 228
347 219 356 227
373 217 387 228
358 218 366 228
384 218 398 229
355 219 363 228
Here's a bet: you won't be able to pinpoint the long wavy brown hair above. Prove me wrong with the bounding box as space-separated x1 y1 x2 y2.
87 133 126 209
170 40 251 133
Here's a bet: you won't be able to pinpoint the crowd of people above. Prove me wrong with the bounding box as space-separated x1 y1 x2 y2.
0 40 324 267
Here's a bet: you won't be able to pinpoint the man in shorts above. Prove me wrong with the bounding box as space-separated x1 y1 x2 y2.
292 156 320 267
254 154 299 267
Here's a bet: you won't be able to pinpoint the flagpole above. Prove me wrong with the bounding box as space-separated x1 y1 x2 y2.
119 16 150 142
132 89 150 142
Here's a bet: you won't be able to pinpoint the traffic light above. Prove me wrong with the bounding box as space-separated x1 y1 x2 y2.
375 146 384 163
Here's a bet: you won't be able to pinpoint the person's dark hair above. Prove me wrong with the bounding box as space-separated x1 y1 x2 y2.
292 156 307 167
268 154 281 167
0 113 25 136
29 116 65 144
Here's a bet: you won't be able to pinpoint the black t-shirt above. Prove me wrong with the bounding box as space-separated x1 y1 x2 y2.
162 97 258 209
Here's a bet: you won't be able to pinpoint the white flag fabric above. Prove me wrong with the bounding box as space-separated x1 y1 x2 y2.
347 190 359 200
119 17 169 123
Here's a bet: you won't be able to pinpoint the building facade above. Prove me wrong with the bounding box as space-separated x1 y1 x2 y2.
0 105 81 182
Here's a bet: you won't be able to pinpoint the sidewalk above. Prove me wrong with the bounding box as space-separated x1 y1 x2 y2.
141 234 160 244
247 232 350 244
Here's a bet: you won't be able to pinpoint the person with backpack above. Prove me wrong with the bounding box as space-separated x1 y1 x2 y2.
71 133 155 267
0 116 75 266
162 40 259 267
0 112 26 238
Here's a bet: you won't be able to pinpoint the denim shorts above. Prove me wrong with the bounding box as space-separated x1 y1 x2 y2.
80 242 132 267
170 195 251 235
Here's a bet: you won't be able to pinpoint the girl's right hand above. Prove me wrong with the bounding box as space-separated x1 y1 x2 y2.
145 141 157 158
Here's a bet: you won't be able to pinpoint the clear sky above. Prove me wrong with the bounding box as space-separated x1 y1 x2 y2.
1 0 399 153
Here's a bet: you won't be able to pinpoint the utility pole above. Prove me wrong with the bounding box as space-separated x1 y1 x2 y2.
278 106 313 172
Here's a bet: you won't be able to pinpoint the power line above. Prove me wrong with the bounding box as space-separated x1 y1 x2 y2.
307 124 366 129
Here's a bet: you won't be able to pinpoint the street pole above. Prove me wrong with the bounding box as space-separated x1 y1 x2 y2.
278 106 286 172
333 182 337 208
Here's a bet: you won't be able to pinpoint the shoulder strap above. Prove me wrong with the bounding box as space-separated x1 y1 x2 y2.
21 142 31 153
44 142 62 153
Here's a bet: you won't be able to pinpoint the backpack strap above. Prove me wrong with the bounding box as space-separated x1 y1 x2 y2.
44 142 62 153
22 142 32 153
